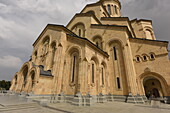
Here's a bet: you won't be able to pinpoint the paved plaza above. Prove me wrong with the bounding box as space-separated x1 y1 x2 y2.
0 94 170 113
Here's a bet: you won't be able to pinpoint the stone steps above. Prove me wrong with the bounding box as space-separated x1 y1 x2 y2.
113 95 127 102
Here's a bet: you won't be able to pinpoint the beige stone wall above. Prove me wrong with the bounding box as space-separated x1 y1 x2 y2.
10 0 170 98
130 38 170 96
131 20 156 40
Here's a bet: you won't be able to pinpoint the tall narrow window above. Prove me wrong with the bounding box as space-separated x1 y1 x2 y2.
92 64 95 83
136 56 140 62
72 56 76 83
114 5 118 14
51 44 56 68
113 47 117 60
34 51 37 61
96 42 99 47
102 68 104 85
31 74 35 88
23 66 28 87
15 75 17 85
117 77 121 89
150 54 155 60
43 39 49 55
79 29 81 37
143 55 147 61
108 5 111 15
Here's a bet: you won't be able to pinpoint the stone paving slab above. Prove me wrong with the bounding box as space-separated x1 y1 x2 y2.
0 94 170 113
48 102 170 113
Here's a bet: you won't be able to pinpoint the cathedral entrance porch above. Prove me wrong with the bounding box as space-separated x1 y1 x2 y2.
143 77 163 99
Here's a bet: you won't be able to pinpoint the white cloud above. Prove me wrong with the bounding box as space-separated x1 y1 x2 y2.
0 3 6 8
0 55 23 68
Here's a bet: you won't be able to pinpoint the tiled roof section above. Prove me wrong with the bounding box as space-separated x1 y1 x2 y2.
67 34 109 57
39 65 53 77
129 37 169 43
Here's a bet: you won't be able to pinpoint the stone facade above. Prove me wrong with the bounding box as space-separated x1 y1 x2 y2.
10 0 170 105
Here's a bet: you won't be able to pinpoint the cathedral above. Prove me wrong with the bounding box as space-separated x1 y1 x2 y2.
10 0 170 106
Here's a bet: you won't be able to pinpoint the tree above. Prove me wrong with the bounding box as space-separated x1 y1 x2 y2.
0 80 11 90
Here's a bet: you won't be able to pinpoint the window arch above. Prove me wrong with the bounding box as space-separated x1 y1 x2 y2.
30 71 35 88
135 55 141 62
117 77 121 89
91 56 99 85
101 63 106 86
114 5 118 14
42 36 50 55
142 54 148 61
22 66 29 87
113 46 117 60
70 51 79 83
33 50 38 61
92 63 95 84
108 40 128 92
91 61 97 84
15 75 17 85
71 23 85 37
107 4 111 15
149 53 155 60
93 36 103 49
86 10 95 15
50 42 57 68
145 29 153 40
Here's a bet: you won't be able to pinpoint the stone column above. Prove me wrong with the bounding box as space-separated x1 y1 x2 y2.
53 46 63 94
123 43 138 95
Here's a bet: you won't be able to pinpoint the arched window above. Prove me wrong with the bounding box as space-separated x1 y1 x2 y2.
109 40 127 92
96 42 99 47
70 52 79 83
117 77 121 89
145 29 153 40
92 63 95 83
22 66 28 87
150 53 155 60
71 23 85 37
136 56 141 62
34 51 37 61
137 57 140 62
143 55 148 61
15 75 17 85
113 47 117 60
114 5 118 14
31 72 35 88
86 10 95 15
50 42 56 68
91 58 98 84
101 67 105 85
42 37 50 55
107 4 111 15
78 29 81 37
93 36 103 49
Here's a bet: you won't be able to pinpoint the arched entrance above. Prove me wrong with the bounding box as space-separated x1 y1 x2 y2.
143 77 163 98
